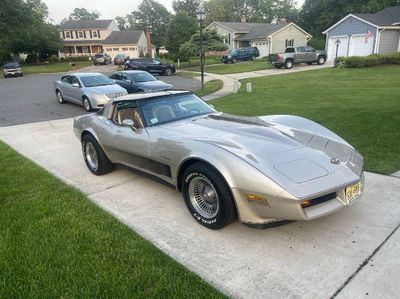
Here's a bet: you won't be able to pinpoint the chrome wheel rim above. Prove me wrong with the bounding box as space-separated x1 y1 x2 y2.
165 69 171 75
188 176 219 219
85 142 98 170
57 92 63 103
83 98 91 111
287 62 292 68
319 57 324 64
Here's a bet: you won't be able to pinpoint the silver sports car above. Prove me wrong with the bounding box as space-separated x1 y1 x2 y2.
54 72 128 111
73 90 364 229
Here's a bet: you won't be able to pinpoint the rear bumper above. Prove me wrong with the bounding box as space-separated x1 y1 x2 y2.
233 172 365 227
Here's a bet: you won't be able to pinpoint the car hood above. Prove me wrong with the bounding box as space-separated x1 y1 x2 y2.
156 113 362 197
136 81 173 91
87 84 127 95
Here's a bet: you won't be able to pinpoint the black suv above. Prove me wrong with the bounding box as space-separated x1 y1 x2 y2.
222 47 260 63
125 58 176 76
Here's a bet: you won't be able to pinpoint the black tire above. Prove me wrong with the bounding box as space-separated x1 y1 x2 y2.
182 162 236 229
82 134 113 175
284 59 294 69
164 68 172 76
4 75 7 79
317 56 326 65
82 96 92 112
232 58 237 64
56 90 65 104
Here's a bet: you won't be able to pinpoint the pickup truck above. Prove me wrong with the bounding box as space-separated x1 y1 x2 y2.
267 46 327 69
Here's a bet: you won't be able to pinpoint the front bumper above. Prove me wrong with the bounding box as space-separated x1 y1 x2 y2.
233 172 365 227
4 69 22 77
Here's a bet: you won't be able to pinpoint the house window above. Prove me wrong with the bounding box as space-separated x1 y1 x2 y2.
113 48 119 51
78 31 83 38
106 48 112 51
285 39 294 47
93 31 98 38
65 31 71 38
129 47 136 51
122 47 129 51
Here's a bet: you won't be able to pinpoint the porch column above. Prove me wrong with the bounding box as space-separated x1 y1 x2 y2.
89 45 92 56
74 45 77 56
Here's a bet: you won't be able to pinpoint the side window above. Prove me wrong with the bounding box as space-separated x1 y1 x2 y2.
305 46 315 52
71 76 80 86
297 47 305 52
152 59 161 65
112 101 143 128
110 73 121 80
121 74 130 81
61 76 71 84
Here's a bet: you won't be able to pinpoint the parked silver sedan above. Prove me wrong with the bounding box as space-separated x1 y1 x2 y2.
54 73 128 111
73 91 364 229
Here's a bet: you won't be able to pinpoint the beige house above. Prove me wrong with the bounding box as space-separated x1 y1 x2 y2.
103 31 148 59
59 19 119 56
207 21 312 57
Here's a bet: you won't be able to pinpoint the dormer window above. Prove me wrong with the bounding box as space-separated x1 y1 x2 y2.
93 31 98 38
65 31 71 38
78 31 84 38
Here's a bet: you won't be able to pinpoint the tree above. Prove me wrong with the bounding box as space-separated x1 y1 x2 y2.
127 0 171 48
179 28 227 61
172 0 200 16
362 0 400 12
69 8 100 20
165 12 198 60
115 16 128 30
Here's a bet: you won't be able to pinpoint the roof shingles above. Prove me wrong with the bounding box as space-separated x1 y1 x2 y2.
60 19 114 30
353 5 400 26
103 31 144 45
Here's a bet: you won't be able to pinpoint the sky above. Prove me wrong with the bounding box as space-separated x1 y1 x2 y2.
43 0 305 23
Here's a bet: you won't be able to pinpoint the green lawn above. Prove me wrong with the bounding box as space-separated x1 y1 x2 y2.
0 141 224 298
211 65 400 174
21 61 92 74
162 56 222 69
185 59 271 74
195 79 223 97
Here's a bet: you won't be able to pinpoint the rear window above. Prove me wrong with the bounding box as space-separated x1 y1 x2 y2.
115 54 124 58
95 54 104 58
285 48 295 53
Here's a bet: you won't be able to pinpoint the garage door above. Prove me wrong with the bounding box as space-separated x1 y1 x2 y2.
253 41 269 58
327 37 349 61
348 35 374 56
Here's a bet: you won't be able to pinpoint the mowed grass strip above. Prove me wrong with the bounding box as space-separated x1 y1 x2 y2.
0 141 224 298
195 79 224 97
211 65 400 174
185 59 271 74
21 61 92 74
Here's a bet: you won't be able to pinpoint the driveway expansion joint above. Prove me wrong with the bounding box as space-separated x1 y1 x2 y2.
330 222 400 298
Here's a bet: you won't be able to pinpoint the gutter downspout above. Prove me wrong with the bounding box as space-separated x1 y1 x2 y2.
374 28 384 54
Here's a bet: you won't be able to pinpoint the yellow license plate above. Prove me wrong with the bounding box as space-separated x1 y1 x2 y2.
345 182 361 203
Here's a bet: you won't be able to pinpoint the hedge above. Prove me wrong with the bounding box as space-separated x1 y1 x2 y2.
337 52 400 68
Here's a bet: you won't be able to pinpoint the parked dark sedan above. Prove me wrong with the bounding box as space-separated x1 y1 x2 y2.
110 70 173 93
114 53 130 65
3 62 23 78
125 58 176 76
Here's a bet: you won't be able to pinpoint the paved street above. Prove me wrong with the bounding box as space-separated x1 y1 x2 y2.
0 118 399 299
0 66 200 127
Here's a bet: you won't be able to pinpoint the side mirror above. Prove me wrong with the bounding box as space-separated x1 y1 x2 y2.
121 119 137 131
72 83 80 88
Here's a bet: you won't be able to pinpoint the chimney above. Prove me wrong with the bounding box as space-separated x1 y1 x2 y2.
241 16 246 23
146 31 152 58
277 17 288 25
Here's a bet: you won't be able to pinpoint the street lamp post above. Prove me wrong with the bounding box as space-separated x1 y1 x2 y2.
334 39 341 67
196 5 206 90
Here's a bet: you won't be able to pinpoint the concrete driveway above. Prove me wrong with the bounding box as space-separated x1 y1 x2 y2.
0 66 200 127
0 118 399 298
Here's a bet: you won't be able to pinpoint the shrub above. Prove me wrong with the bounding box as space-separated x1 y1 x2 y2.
25 54 38 64
339 52 400 68
48 54 59 63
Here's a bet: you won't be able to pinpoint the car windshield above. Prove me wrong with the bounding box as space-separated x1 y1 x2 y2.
80 75 114 87
228 49 238 54
130 72 157 82
4 63 19 69
140 93 216 126
285 48 295 53
115 54 124 58
94 54 103 58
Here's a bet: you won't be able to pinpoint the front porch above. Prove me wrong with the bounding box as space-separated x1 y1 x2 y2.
60 45 103 57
